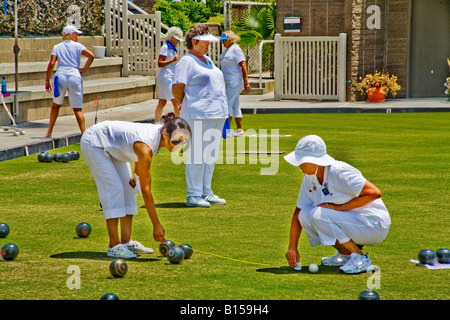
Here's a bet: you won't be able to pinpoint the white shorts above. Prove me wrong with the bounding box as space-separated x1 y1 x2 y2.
80 133 137 220
298 205 390 247
53 73 84 108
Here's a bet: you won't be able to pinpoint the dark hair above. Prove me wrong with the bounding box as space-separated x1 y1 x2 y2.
185 23 210 50
161 112 191 145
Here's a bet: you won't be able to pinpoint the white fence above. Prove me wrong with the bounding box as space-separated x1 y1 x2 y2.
105 0 162 76
274 33 347 101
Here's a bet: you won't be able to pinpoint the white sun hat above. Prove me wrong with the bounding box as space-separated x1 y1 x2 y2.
192 33 219 42
284 135 335 167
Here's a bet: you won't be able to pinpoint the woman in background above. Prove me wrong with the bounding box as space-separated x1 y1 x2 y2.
219 30 251 137
45 25 94 138
155 27 184 123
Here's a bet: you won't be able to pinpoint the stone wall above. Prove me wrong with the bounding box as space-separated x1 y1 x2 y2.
0 36 105 63
276 0 409 100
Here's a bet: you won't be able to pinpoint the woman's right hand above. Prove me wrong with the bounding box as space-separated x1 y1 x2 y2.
153 223 165 243
45 81 52 94
285 248 300 268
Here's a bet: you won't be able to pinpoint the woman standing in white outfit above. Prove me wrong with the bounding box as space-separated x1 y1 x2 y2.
155 27 183 123
219 31 251 137
284 135 391 274
172 24 228 208
45 25 95 138
80 113 191 258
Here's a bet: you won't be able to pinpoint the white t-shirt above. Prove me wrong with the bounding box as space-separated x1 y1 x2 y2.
52 40 86 76
296 160 391 228
220 43 246 82
87 121 162 162
173 53 228 120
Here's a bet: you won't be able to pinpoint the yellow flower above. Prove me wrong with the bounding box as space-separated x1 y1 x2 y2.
352 71 401 96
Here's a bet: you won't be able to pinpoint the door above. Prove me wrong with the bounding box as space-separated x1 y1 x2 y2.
409 0 450 97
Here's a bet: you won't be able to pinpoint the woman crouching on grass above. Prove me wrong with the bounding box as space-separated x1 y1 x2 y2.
284 135 391 274
80 113 191 259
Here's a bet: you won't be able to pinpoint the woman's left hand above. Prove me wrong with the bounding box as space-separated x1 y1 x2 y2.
244 83 252 93
129 177 137 188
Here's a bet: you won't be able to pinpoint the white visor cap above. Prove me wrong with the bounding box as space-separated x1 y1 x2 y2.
284 135 335 167
172 34 184 41
192 34 219 42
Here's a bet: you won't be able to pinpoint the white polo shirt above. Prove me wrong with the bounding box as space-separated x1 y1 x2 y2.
86 121 162 162
297 160 391 228
52 40 86 76
220 43 246 82
173 53 228 120
159 43 178 71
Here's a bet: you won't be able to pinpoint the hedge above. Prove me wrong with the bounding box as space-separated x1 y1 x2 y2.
0 0 104 37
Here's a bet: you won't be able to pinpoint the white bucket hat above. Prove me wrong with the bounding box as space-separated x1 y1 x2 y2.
63 25 83 35
284 135 335 167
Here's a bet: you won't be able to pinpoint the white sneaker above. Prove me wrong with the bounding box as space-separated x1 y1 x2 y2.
186 196 211 208
203 194 226 205
321 252 351 266
126 240 153 254
107 244 137 259
339 253 373 274
232 129 244 137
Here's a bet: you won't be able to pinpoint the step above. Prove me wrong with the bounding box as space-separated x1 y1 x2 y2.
0 56 123 87
241 79 275 95
1 75 156 125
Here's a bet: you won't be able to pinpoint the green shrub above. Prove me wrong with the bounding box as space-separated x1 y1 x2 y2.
0 0 104 37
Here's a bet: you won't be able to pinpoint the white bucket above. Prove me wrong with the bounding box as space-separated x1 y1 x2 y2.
93 46 106 59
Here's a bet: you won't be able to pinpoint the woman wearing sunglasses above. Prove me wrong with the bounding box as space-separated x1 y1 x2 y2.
80 112 191 259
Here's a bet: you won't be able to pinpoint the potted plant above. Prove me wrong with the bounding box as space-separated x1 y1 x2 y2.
352 71 401 102
445 76 450 99
445 58 450 101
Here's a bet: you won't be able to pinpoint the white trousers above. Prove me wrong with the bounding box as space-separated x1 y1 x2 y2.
185 118 226 198
298 205 390 247
80 132 137 220
225 79 243 118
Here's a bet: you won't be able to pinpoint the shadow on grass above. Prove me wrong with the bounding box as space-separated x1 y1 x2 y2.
256 265 341 275
140 202 187 209
50 251 161 262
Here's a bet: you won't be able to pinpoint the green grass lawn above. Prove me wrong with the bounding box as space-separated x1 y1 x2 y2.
0 112 449 301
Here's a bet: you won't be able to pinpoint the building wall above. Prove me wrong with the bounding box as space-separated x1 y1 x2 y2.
276 0 410 100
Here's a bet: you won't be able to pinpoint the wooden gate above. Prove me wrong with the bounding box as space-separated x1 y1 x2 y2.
274 34 347 101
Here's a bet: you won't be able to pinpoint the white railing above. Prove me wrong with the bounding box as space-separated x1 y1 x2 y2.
105 0 162 76
274 33 347 101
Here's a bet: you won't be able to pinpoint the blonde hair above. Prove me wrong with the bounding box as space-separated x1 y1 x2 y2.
62 33 72 40
223 30 240 44
164 27 183 42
